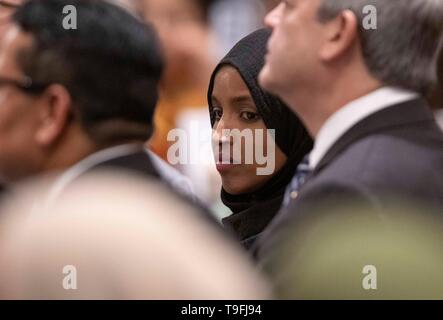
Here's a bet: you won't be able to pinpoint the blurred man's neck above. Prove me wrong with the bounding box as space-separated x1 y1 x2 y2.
287 66 382 138
42 126 99 174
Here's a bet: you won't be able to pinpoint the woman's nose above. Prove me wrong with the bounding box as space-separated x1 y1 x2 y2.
264 2 284 29
212 119 233 146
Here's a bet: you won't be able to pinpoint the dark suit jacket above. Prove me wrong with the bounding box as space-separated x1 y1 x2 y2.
256 98 443 259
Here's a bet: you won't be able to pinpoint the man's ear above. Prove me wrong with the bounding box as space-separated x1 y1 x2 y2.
319 10 359 62
35 84 72 147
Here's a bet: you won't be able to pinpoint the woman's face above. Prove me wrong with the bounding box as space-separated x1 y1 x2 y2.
211 66 287 195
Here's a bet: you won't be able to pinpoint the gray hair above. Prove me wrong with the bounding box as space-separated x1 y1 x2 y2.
317 0 443 95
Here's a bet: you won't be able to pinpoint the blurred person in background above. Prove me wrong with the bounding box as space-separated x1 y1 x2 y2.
208 29 312 249
256 0 443 257
210 0 264 57
0 172 270 299
141 0 217 161
0 0 199 206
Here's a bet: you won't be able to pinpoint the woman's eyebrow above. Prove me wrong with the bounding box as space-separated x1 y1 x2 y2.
211 94 255 107
230 95 254 105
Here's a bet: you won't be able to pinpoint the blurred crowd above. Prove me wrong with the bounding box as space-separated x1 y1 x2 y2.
0 0 442 300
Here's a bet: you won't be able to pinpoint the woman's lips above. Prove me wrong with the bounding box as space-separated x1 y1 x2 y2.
216 153 237 172
215 163 237 172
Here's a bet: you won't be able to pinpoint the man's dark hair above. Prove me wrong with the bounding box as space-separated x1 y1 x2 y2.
318 0 443 96
13 0 164 145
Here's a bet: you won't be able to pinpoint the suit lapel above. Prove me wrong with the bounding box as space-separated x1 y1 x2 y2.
312 98 435 175
92 150 161 179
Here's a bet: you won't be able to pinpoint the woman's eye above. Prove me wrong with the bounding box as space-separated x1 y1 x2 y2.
212 108 223 121
240 111 260 122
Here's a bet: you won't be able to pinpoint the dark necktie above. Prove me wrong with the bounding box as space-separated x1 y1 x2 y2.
282 154 311 208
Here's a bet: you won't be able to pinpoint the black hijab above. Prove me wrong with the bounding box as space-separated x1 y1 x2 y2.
208 28 313 248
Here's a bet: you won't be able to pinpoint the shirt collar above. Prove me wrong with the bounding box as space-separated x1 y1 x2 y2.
45 143 144 206
309 86 419 169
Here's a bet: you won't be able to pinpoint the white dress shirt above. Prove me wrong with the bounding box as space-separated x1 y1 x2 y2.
309 87 419 170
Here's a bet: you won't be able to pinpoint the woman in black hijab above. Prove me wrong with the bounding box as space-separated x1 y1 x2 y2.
208 28 313 249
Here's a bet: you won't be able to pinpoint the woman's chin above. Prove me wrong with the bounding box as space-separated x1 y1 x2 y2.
222 180 246 195
222 178 258 195
215 163 238 173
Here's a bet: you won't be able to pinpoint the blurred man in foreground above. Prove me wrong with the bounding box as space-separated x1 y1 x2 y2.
0 172 270 299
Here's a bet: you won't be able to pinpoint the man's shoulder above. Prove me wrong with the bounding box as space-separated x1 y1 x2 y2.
316 125 443 182
297 126 443 213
